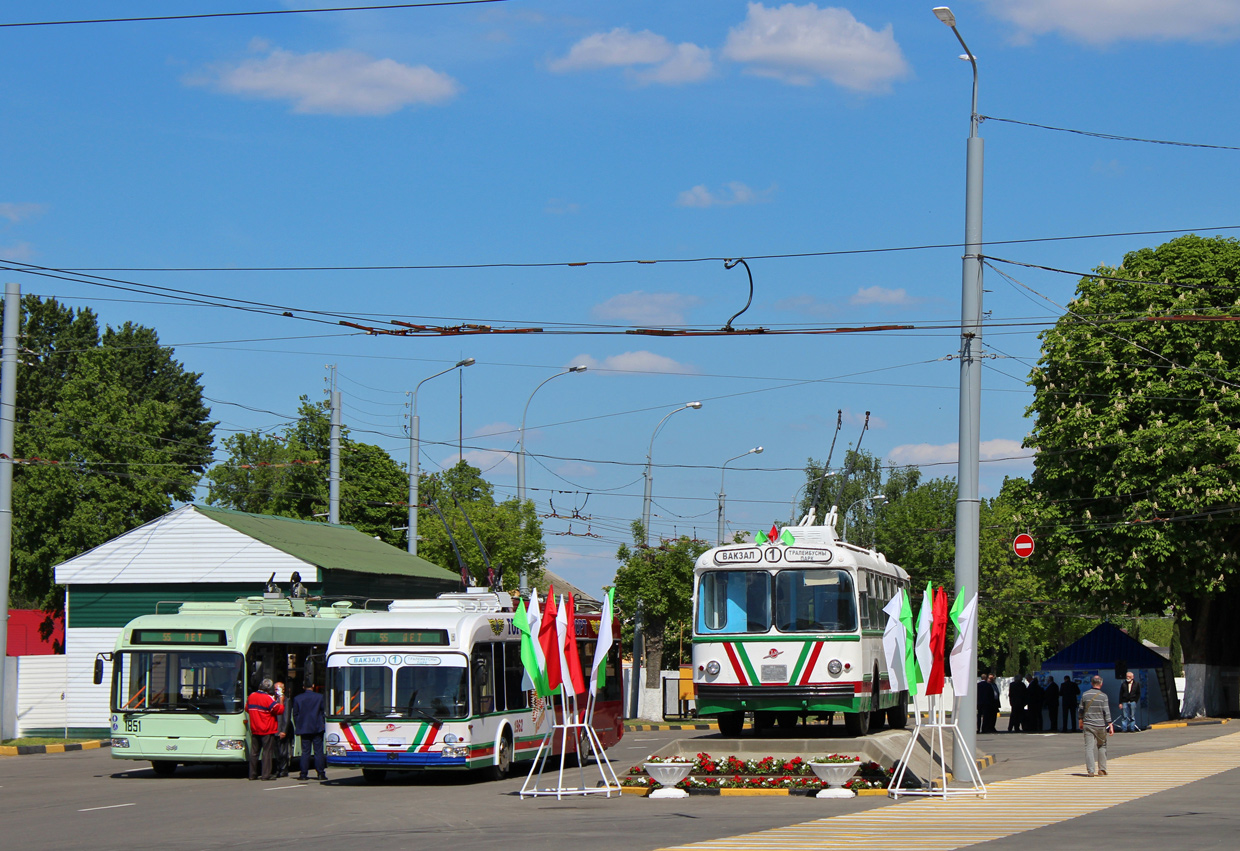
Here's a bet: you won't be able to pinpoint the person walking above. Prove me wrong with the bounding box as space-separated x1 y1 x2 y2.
246 678 285 781
1079 675 1113 777
1118 671 1142 732
292 683 328 782
1007 676 1026 732
1060 675 1080 731
1043 677 1060 732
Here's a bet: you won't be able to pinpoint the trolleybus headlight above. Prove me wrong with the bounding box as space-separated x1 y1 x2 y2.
827 659 843 676
111 737 130 748
443 733 459 744
216 739 246 750
705 660 721 676
442 745 469 758
326 733 341 744
327 744 347 757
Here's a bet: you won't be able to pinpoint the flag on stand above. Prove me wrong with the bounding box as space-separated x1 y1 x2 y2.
913 581 933 690
526 589 549 695
948 587 978 697
554 596 575 699
925 585 948 695
881 589 909 692
538 589 562 694
899 589 917 697
513 593 544 695
590 587 615 696
563 593 588 697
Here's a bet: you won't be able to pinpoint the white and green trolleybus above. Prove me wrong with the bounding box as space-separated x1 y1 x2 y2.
691 507 910 737
100 596 353 774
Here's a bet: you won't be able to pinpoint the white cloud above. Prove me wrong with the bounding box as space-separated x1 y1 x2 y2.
850 285 919 306
722 3 910 92
0 242 34 261
0 203 47 223
773 293 835 316
192 42 460 115
592 291 702 325
985 0 1240 45
555 461 597 479
549 27 713 84
887 438 1034 467
571 351 697 375
1091 159 1125 177
676 181 774 208
545 198 581 215
441 422 517 474
844 409 887 430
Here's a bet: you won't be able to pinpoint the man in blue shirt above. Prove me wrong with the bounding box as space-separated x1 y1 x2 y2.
292 684 328 781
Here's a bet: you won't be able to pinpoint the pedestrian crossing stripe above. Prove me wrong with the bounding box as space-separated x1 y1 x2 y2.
657 731 1240 851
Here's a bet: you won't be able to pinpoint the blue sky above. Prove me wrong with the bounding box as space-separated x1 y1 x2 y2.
3 1 1240 593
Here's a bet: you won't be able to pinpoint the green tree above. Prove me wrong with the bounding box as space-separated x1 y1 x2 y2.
208 397 409 546
614 523 709 688
1024 234 1240 716
417 462 546 590
8 297 214 611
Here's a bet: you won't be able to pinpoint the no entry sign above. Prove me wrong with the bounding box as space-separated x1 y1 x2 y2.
1013 533 1035 559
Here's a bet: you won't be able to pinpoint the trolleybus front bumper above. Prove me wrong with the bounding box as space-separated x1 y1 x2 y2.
695 682 863 714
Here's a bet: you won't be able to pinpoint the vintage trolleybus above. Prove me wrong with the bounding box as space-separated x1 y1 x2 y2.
692 509 910 737
101 596 352 774
324 589 623 782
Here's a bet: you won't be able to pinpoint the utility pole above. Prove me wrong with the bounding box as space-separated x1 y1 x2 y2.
0 283 20 736
328 366 341 525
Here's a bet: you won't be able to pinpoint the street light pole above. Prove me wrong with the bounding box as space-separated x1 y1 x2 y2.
640 402 702 546
408 358 475 555
934 3 982 768
517 365 586 592
842 494 887 544
718 447 762 545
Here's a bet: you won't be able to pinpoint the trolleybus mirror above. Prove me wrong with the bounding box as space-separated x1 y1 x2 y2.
93 656 104 685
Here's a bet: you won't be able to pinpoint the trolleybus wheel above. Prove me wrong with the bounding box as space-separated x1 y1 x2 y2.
361 768 388 784
489 731 513 781
716 711 744 737
843 709 870 737
887 691 909 729
150 760 177 776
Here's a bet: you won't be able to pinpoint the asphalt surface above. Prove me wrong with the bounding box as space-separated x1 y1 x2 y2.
0 723 1234 851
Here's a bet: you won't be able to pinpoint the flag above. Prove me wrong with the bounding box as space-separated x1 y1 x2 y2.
925 586 949 696
538 589 561 694
527 590 549 695
949 587 978 697
590 587 615 696
514 593 545 696
563 593 588 696
881 589 909 692
913 581 933 690
554 596 575 699
899 589 917 697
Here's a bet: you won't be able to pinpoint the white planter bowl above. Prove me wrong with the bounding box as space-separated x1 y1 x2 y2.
643 762 693 799
810 760 861 799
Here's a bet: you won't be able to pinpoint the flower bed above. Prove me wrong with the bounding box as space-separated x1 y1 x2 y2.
620 752 894 793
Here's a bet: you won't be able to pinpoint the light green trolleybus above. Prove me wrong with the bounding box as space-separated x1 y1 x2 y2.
97 596 353 775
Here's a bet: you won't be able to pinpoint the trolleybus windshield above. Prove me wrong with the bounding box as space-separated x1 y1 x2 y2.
774 569 857 632
395 665 468 719
696 570 772 634
113 650 244 714
328 665 393 717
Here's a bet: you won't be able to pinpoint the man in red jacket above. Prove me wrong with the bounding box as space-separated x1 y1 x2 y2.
246 678 285 781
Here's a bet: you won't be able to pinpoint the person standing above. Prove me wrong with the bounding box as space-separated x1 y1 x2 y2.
292 683 328 782
1079 675 1113 776
986 674 1000 733
1060 675 1080 731
1118 671 1142 732
1025 674 1043 732
1007 675 1026 732
274 681 291 778
1043 677 1060 732
977 673 995 733
246 678 285 781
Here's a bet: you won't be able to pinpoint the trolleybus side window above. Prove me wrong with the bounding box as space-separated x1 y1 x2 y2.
858 572 871 630
472 643 498 715
329 665 391 716
696 570 771 634
774 569 857 633
503 640 528 710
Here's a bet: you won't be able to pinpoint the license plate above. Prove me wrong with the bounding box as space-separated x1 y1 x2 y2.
760 664 787 683
376 737 406 746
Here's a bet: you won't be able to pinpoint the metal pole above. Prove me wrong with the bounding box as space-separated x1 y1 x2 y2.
718 447 761 545
0 283 18 736
407 358 473 555
329 384 341 525
936 6 982 768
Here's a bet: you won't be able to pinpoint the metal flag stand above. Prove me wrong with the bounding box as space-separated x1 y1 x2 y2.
888 693 987 799
519 691 622 800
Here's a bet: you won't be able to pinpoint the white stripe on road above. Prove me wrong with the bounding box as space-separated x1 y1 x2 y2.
79 803 136 812
263 784 309 791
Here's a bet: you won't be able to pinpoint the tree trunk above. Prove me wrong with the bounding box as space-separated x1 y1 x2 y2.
1178 586 1240 717
643 620 665 689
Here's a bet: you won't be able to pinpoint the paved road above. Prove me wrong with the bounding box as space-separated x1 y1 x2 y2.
1 724 1234 851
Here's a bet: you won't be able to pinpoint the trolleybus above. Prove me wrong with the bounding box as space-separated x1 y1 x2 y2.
691 508 910 736
323 589 623 782
100 596 352 774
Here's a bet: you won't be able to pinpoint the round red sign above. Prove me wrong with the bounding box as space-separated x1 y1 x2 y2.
1013 533 1035 558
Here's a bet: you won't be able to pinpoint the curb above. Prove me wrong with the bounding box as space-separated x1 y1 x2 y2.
619 786 894 798
1150 718 1230 729
0 740 110 757
625 722 721 732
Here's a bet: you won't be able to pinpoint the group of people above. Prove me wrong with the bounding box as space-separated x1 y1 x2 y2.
975 670 1142 734
245 678 328 782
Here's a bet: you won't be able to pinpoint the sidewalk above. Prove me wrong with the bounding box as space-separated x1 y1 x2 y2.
0 741 109 757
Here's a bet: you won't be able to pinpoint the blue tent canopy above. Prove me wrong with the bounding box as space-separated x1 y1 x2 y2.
1042 622 1169 670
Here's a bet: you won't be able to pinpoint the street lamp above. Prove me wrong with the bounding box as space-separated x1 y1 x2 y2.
516 364 587 592
934 2 983 771
408 357 475 555
842 494 887 544
718 447 762 545
640 402 702 545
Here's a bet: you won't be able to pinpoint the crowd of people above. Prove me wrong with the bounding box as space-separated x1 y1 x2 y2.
244 678 328 782
975 671 1143 734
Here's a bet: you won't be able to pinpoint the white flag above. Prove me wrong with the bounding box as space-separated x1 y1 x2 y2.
914 581 934 689
526 589 545 691
555 596 576 699
882 590 909 692
590 588 615 696
949 590 978 697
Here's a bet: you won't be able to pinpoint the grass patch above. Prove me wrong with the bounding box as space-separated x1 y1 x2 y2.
2 737 103 746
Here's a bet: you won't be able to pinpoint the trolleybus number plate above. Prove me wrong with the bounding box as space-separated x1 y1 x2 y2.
760 665 787 683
